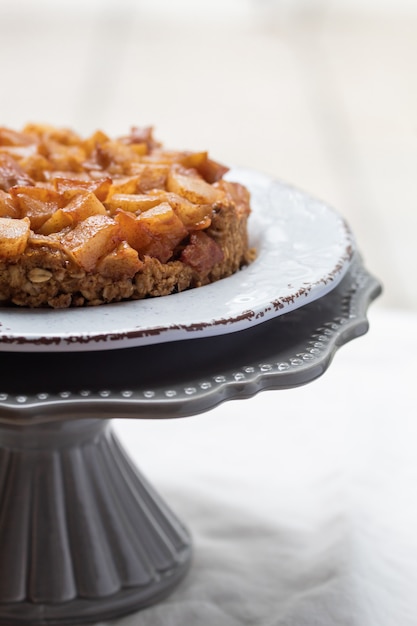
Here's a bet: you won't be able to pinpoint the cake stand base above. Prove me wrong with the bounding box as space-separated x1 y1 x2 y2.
0 418 191 625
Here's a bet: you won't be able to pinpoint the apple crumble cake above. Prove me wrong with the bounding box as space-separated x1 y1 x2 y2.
0 125 254 308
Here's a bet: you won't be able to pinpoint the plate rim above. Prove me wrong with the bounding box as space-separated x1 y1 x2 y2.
0 167 355 352
0 255 383 421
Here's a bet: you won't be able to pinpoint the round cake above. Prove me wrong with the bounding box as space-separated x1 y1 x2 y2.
0 125 254 308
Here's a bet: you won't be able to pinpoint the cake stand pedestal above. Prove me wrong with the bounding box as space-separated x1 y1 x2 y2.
0 418 190 625
0 255 381 625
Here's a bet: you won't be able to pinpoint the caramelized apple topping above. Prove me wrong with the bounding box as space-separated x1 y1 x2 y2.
0 124 246 274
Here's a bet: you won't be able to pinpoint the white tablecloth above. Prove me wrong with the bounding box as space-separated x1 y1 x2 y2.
103 307 416 626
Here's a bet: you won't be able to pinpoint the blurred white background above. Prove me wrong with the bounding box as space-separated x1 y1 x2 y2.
1 0 416 311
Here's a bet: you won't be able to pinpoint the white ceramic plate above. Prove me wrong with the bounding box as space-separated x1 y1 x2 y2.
0 168 355 352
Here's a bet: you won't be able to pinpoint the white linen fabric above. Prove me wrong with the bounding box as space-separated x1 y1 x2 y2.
96 308 416 626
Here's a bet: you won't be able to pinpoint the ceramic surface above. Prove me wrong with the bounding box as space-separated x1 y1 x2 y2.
0 168 355 352
0 255 381 423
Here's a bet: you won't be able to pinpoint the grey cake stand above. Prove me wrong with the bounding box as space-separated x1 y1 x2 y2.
0 254 381 625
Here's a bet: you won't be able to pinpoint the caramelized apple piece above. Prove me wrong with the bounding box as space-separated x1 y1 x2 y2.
10 185 62 231
119 126 161 151
90 140 145 174
96 241 143 279
0 190 20 218
177 151 228 182
215 180 251 216
162 192 212 230
110 190 211 229
63 191 106 221
0 216 30 258
53 177 112 202
82 129 110 157
0 127 35 146
167 164 223 204
61 215 121 271
28 232 68 252
105 193 162 214
38 190 107 234
106 176 140 198
0 153 34 191
137 203 188 261
127 163 168 190
115 210 152 252
38 209 73 235
39 139 86 172
116 202 188 263
195 156 229 184
181 231 224 274
18 153 51 181
23 124 82 146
